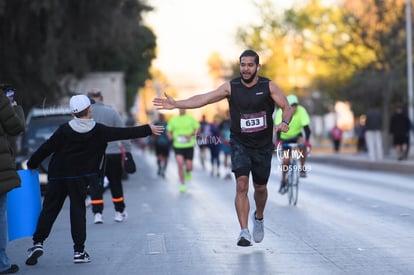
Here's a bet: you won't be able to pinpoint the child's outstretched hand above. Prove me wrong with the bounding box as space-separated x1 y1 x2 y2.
149 124 165 136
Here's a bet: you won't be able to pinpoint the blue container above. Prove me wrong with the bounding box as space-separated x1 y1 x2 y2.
7 170 42 241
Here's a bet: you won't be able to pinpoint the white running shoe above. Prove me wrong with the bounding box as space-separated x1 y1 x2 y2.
237 229 252 247
114 211 128 222
94 213 103 224
251 211 264 243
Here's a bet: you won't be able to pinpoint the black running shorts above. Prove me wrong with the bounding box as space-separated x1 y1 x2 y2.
230 140 274 184
173 147 194 160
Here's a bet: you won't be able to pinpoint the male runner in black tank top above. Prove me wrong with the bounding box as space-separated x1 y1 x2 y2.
153 50 294 247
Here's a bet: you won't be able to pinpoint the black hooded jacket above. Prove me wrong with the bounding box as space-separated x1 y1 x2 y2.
27 122 152 180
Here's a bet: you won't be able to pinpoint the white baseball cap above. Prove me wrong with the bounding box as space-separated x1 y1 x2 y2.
69 94 94 114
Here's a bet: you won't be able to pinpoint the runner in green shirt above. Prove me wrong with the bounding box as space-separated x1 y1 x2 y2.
166 109 200 192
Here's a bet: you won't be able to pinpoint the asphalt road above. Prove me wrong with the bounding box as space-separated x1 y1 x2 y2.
6 148 414 275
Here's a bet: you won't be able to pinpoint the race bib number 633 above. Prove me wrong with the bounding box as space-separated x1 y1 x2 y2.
240 111 267 133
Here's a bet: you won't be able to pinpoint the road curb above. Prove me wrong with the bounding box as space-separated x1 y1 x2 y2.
309 154 414 175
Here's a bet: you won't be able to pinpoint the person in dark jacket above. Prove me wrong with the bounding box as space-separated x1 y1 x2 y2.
153 113 171 178
389 105 411 160
0 85 25 274
364 106 383 161
25 94 164 266
87 89 133 224
330 125 343 153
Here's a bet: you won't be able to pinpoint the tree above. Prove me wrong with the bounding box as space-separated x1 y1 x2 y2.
236 0 293 93
341 0 408 117
236 0 409 118
0 0 156 113
206 51 234 86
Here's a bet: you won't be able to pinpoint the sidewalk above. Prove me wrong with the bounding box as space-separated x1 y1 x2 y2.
309 145 414 175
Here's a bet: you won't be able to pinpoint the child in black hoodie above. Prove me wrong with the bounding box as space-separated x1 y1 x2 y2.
25 94 164 265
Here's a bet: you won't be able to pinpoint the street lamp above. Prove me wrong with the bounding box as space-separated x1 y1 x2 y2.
406 0 414 125
406 0 414 157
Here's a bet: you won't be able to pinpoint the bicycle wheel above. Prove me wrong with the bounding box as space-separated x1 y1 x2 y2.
288 163 299 206
285 167 292 203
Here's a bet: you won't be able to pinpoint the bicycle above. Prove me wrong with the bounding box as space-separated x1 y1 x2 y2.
280 143 306 206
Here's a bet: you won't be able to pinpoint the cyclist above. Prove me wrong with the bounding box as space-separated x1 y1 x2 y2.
274 94 311 194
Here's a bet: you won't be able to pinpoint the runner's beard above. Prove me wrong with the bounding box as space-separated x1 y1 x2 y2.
241 70 257 84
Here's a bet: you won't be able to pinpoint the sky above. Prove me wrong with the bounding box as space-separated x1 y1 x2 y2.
144 0 339 92
145 0 269 90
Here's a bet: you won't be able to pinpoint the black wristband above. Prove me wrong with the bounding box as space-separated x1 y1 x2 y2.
282 120 290 125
